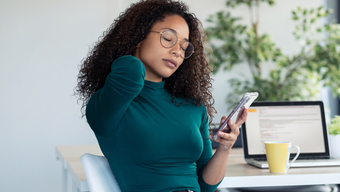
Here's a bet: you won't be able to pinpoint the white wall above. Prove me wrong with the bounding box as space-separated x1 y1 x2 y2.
0 0 324 191
0 0 119 191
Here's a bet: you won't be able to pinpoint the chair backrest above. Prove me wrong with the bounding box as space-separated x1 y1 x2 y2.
80 153 121 192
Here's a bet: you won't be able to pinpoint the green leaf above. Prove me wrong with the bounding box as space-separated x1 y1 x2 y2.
268 0 275 6
328 116 340 135
326 9 333 14
206 3 340 108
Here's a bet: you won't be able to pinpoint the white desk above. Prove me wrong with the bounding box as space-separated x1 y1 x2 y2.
219 152 340 188
55 145 340 192
55 145 102 192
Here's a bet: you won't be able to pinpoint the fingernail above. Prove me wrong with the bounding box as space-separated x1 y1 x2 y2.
230 120 234 125
218 132 223 136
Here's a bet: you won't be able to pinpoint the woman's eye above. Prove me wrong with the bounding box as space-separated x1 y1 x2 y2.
162 36 172 42
181 44 188 51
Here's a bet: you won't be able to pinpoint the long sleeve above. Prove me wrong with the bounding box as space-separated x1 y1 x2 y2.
86 55 221 191
197 109 222 192
85 55 145 137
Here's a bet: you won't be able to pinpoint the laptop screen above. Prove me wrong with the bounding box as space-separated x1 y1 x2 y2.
241 101 330 158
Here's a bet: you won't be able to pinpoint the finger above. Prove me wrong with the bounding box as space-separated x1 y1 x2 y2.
216 131 236 141
236 107 245 119
235 107 248 126
220 116 227 124
228 120 240 135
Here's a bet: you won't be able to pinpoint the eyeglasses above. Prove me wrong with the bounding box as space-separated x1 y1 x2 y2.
150 29 194 59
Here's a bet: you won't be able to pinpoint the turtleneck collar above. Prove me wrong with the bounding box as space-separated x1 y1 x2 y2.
141 80 167 95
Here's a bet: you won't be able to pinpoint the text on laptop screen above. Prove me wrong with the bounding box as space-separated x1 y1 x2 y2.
245 105 325 155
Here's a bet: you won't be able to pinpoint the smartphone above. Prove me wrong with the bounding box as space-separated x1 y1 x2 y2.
212 92 259 140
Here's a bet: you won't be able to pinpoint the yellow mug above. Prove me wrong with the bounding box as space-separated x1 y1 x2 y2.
264 141 300 173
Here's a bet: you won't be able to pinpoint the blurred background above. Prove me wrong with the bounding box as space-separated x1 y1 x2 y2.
0 0 339 191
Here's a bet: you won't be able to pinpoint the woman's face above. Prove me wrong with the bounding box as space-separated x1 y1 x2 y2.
134 14 190 82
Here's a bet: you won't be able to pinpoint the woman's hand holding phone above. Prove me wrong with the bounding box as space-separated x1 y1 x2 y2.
210 92 258 151
211 92 258 140
210 107 248 151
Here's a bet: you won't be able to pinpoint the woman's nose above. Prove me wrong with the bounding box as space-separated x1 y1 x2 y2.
170 41 182 58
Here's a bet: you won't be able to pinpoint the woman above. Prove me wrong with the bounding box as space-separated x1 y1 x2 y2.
76 0 248 191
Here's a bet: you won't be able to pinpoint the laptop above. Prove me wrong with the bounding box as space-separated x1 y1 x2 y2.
241 101 340 168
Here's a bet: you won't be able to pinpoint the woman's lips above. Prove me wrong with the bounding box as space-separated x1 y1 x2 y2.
163 59 177 69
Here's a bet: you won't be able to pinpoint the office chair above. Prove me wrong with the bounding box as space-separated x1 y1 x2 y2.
80 153 121 192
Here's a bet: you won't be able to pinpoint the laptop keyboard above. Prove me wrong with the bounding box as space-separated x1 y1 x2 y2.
298 156 329 160
254 158 267 161
254 156 330 161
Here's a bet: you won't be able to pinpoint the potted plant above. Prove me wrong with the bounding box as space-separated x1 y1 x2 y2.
328 115 340 157
205 0 340 110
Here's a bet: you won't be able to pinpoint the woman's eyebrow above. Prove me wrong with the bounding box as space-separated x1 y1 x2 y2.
161 28 189 41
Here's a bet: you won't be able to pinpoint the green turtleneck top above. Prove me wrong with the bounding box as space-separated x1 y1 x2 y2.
86 55 220 192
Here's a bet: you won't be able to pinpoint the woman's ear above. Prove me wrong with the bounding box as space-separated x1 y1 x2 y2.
136 42 141 48
133 42 141 58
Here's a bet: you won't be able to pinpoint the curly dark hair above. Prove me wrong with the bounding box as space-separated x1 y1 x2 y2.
76 0 216 126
